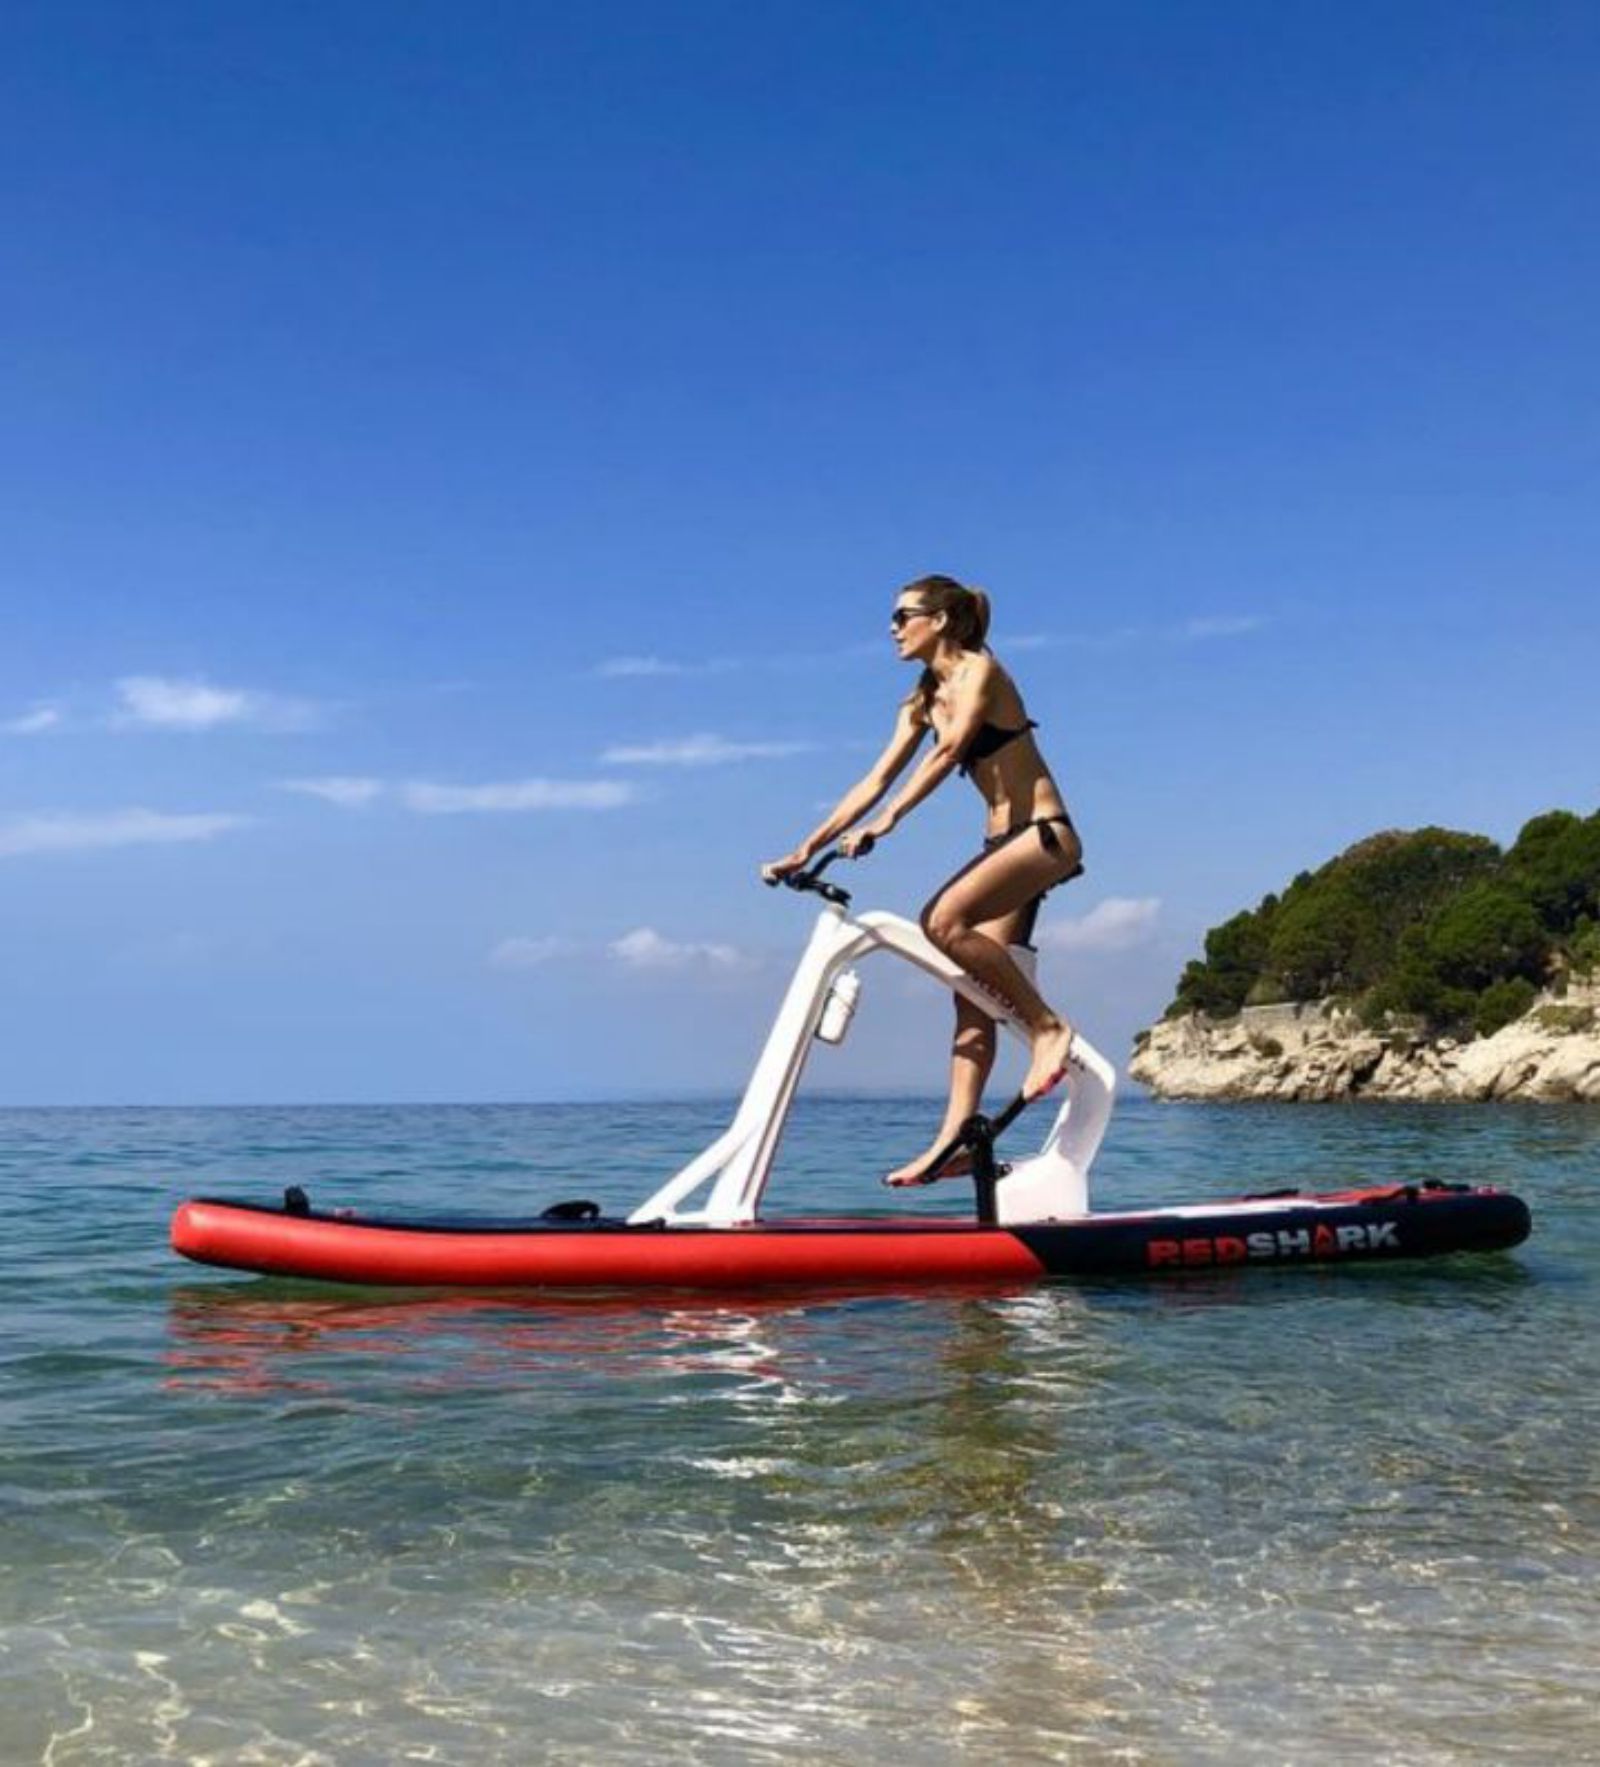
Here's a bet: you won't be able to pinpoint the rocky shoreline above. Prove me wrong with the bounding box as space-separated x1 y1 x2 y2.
1129 982 1600 1102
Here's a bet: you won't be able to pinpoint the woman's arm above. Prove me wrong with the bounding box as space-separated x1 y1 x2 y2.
761 700 927 877
841 657 994 850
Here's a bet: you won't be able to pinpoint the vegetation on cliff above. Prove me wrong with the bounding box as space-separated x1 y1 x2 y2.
1167 811 1600 1038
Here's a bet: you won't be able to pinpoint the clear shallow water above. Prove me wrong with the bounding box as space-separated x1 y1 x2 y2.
2 1096 1596 1764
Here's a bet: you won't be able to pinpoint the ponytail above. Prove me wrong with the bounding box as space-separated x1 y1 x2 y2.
899 574 993 720
900 574 990 651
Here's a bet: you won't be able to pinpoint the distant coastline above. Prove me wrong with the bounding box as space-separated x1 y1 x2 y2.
1131 980 1600 1101
1133 813 1600 1101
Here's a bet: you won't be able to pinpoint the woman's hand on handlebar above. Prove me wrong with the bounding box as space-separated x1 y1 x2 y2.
839 818 890 860
760 849 811 886
762 819 883 886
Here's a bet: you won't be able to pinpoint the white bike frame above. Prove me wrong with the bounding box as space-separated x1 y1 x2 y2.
630 898 1116 1228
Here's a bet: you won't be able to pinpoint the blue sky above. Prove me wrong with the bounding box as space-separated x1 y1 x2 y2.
3 1 1596 1104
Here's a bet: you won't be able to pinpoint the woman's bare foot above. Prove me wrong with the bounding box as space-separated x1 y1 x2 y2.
883 1143 974 1187
1024 1021 1075 1101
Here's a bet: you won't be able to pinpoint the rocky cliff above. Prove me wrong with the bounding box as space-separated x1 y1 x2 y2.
1129 983 1600 1102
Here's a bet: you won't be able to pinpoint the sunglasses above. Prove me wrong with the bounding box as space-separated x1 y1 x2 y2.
890 606 934 631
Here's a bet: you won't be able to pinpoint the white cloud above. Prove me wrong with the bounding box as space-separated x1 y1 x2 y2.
491 935 581 968
280 776 641 813
596 655 739 679
1037 897 1161 954
113 675 321 732
590 653 739 671
0 808 250 859
278 776 385 808
494 927 754 971
608 927 746 969
601 733 814 767
403 778 636 813
987 617 1267 652
598 656 681 678
2 705 63 735
1173 616 1264 641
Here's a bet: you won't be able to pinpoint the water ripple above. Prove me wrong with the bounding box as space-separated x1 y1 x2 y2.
0 1097 1594 1763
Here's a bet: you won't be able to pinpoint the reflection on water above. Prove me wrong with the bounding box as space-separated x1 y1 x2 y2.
142 1277 1144 1761
162 1279 1044 1397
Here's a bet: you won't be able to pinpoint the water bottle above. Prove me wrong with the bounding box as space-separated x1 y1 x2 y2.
816 971 861 1044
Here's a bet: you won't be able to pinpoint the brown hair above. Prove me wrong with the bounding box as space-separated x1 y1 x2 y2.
900 574 992 720
902 574 991 649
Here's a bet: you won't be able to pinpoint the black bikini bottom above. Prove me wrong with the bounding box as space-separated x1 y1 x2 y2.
928 813 1084 951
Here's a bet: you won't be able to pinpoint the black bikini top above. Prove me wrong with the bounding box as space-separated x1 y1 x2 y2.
959 717 1037 775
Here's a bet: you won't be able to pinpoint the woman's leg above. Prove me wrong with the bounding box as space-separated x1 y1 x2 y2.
920 822 1082 1101
884 911 1020 1185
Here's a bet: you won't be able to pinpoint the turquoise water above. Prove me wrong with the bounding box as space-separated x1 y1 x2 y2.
2 1096 1596 1764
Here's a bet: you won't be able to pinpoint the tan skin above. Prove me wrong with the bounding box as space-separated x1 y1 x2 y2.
761 592 1082 1182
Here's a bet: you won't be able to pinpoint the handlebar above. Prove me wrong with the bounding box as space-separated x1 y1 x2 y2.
763 845 864 907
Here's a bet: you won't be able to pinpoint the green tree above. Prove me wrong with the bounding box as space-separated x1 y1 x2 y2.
1569 918 1600 978
1423 882 1548 992
1170 907 1273 1017
1475 977 1538 1038
1261 828 1499 1000
1159 813 1594 1042
1506 810 1600 933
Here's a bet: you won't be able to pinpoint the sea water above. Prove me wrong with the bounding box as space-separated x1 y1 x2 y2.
1 1096 1595 1764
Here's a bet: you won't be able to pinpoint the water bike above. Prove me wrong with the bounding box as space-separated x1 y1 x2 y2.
170 853 1531 1289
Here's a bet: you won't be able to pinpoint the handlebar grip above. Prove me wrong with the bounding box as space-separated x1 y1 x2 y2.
763 848 853 907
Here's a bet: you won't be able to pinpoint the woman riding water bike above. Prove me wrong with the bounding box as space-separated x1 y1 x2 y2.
761 575 1084 1185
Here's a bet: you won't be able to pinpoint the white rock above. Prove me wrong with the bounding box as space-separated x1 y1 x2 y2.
1131 990 1600 1102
